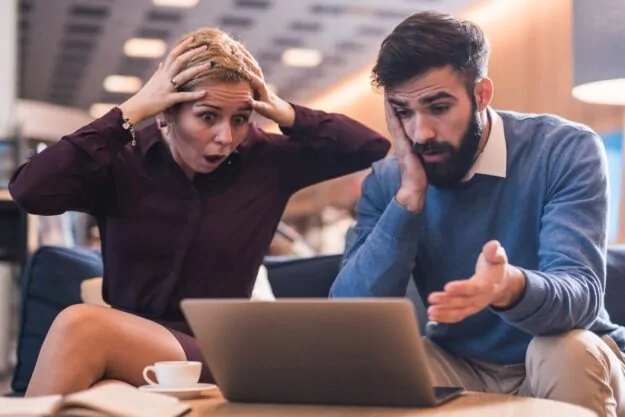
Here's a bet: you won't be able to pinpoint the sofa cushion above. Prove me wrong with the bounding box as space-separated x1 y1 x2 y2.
264 255 342 298
607 246 625 326
11 246 103 395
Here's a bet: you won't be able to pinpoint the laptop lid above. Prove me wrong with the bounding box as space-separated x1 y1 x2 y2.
181 298 444 407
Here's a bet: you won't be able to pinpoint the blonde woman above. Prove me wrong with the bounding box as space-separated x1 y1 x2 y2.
10 28 389 396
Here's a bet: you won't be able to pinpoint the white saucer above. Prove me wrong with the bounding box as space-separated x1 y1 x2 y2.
138 383 217 400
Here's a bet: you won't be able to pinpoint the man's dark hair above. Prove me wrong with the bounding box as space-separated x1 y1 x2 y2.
372 11 490 90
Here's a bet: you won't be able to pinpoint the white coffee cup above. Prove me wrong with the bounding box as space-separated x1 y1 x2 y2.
142 361 202 388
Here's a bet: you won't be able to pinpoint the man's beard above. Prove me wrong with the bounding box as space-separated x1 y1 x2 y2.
411 103 483 188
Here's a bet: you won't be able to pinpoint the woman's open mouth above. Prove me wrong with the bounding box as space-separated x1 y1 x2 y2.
203 155 226 165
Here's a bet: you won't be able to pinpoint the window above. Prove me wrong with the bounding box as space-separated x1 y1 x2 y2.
602 130 624 241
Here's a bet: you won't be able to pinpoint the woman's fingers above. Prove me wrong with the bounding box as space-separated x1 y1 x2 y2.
172 62 212 88
163 36 195 68
244 69 268 100
242 51 263 79
170 90 207 105
169 45 208 78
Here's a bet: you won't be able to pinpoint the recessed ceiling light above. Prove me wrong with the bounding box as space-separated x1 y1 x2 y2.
89 103 118 119
282 48 323 68
124 38 167 58
103 75 143 94
152 0 198 7
572 78 625 106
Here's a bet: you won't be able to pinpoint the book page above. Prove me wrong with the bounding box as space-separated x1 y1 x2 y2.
63 383 190 417
0 394 63 416
55 407 109 417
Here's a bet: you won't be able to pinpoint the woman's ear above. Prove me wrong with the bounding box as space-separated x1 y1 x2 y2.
161 108 175 125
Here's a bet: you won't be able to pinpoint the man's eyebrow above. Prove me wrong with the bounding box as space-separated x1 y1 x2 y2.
418 91 457 105
387 97 409 108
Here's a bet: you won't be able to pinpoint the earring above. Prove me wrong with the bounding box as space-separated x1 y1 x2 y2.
157 119 168 128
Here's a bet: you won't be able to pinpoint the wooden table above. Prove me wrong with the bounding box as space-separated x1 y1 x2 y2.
185 389 596 417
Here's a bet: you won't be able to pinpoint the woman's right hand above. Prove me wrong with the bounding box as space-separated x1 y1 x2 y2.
118 37 212 125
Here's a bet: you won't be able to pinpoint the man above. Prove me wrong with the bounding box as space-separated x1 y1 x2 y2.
330 11 625 417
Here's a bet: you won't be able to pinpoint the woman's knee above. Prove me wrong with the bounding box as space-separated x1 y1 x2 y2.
49 304 112 343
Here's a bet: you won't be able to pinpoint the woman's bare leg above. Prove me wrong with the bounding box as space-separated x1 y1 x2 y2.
26 304 187 397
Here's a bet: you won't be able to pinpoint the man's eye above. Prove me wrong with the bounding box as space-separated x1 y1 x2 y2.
431 105 450 115
395 110 412 119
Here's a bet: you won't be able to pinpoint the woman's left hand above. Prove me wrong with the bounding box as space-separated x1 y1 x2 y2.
241 51 296 127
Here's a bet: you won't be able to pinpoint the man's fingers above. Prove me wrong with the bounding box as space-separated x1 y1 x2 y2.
428 290 484 309
482 240 507 265
384 99 412 154
443 279 483 297
428 306 476 323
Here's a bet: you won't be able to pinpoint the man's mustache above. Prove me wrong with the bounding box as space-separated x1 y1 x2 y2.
411 141 454 157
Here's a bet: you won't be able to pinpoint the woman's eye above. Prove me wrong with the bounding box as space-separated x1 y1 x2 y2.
232 116 249 125
201 113 215 123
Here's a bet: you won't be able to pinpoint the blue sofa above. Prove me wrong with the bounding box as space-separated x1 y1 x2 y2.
9 246 345 395
8 244 625 395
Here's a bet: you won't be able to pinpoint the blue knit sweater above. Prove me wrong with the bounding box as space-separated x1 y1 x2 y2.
331 110 625 364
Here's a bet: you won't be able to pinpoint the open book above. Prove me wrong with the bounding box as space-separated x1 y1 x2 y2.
0 382 191 417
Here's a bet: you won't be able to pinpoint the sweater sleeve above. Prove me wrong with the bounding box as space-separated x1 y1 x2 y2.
330 162 420 297
269 103 390 192
494 128 608 335
8 108 129 215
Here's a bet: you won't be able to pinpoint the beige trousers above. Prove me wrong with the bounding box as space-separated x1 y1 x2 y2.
424 330 625 417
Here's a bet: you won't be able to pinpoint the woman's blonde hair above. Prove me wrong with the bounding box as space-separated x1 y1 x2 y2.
174 27 251 91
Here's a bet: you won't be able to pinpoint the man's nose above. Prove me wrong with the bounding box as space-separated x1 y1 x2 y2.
409 115 436 144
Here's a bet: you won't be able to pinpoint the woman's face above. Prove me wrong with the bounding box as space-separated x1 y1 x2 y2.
164 78 253 176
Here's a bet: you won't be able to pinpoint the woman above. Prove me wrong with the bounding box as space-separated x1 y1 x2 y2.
9 28 389 396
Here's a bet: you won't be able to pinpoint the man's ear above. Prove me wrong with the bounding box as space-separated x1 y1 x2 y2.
474 77 494 111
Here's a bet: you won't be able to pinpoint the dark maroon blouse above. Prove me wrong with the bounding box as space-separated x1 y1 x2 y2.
9 104 389 324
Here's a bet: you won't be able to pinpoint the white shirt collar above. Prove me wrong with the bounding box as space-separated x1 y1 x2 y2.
463 107 507 181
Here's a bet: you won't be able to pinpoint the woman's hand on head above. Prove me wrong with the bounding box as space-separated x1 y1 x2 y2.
241 51 296 128
118 37 210 124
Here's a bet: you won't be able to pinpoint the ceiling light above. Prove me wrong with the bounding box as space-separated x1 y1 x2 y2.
103 75 143 94
282 48 323 68
89 103 117 119
572 79 625 106
152 0 198 7
124 38 167 58
571 0 625 106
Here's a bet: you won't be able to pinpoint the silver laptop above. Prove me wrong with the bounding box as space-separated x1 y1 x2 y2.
180 298 463 407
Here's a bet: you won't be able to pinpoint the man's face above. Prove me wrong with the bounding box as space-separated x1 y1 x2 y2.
386 66 484 188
